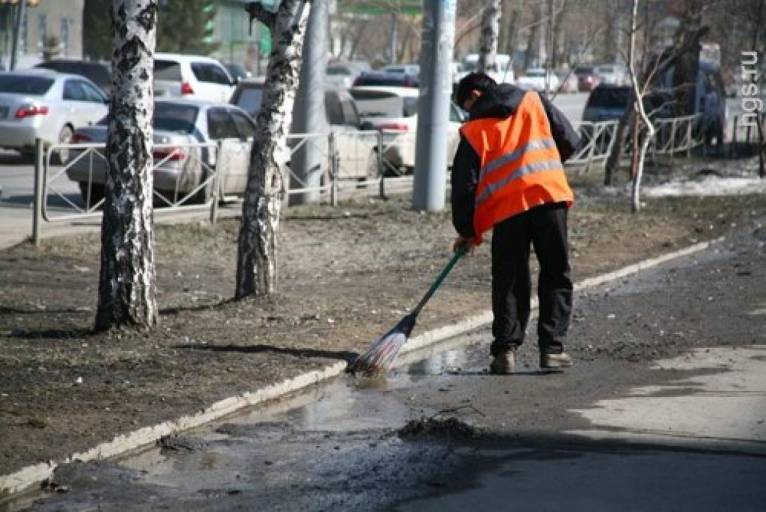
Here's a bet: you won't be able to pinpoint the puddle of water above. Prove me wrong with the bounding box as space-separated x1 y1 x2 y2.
113 333 493 490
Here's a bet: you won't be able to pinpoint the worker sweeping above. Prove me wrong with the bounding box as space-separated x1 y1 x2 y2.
452 72 580 374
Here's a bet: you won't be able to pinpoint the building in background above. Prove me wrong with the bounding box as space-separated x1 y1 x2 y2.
209 0 274 75
0 0 84 69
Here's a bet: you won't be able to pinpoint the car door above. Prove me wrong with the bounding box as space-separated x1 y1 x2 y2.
335 93 372 179
191 62 234 103
62 79 100 130
78 80 109 124
207 108 247 195
225 109 257 194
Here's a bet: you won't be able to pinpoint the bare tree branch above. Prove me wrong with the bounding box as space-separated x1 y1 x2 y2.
627 0 655 213
246 1 276 32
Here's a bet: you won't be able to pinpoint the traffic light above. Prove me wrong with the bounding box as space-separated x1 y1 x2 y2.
202 0 215 45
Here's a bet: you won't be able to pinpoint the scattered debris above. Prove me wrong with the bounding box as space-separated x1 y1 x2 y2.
157 435 209 453
398 417 485 441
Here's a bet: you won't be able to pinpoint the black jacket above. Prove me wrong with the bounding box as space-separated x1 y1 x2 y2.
450 84 581 238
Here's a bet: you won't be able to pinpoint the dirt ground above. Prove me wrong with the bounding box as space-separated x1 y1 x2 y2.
1 176 765 479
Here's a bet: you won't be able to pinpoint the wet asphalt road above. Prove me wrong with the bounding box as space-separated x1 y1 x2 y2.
6 220 766 512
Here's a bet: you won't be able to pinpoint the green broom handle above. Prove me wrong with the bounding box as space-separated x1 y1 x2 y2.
411 248 466 316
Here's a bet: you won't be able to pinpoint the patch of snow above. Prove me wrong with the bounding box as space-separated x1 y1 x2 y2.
643 176 766 197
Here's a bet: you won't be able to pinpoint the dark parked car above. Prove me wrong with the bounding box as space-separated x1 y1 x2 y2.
353 71 419 88
35 59 112 96
582 84 632 122
574 65 600 92
224 63 251 82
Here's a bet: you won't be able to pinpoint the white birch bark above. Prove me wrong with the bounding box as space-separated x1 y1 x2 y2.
236 0 311 299
95 0 158 330
627 0 655 213
478 0 501 74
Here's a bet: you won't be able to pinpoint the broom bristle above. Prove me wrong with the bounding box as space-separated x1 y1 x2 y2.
351 330 408 374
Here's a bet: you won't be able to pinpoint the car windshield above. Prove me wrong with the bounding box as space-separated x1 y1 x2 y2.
349 90 418 118
93 103 199 132
587 87 631 108
233 86 263 117
0 75 54 94
154 60 182 81
154 103 198 132
597 66 615 74
575 66 594 74
526 70 545 77
226 64 247 80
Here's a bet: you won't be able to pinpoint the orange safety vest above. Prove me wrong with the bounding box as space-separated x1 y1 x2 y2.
460 91 574 243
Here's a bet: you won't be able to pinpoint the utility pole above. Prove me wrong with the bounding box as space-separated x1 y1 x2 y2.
291 0 328 204
9 0 26 71
412 0 457 212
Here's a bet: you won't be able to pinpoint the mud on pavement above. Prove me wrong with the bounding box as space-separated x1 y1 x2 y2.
15 220 766 511
1 191 765 484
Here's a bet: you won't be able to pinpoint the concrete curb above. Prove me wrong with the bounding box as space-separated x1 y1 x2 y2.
0 362 346 500
0 236 723 500
401 237 724 356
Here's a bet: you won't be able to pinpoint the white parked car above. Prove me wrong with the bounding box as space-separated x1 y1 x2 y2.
154 53 235 103
67 99 256 205
380 64 420 77
461 53 515 84
349 86 465 173
595 64 629 86
0 69 108 161
451 61 468 88
230 79 380 181
516 68 561 93
325 62 366 90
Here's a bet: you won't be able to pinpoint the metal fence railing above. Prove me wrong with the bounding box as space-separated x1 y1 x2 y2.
32 139 224 244
31 113 716 243
729 112 766 157
651 113 704 157
570 120 620 173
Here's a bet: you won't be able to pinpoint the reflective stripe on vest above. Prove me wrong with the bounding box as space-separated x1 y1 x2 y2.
476 158 564 206
460 91 573 242
477 137 557 183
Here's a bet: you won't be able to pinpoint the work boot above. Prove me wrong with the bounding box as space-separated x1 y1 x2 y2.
540 352 573 369
490 350 516 374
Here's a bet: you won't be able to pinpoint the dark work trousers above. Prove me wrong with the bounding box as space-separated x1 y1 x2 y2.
490 202 572 356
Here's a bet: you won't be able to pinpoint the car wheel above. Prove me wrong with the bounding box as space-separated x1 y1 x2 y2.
56 125 74 165
79 182 104 209
155 187 208 207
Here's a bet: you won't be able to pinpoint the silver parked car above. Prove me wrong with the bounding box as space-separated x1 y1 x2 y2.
0 69 108 160
66 99 255 206
231 78 380 181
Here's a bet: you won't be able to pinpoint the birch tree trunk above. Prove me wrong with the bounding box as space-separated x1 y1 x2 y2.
95 0 159 331
627 0 655 213
478 0 501 74
502 4 521 58
236 0 311 299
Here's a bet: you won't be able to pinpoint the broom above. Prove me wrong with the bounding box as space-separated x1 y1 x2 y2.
350 248 466 374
